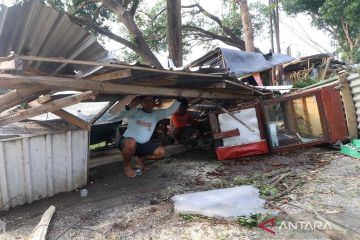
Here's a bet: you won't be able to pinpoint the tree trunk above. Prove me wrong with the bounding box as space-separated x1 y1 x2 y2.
167 0 183 67
100 0 163 69
238 0 255 52
271 0 281 53
269 0 274 53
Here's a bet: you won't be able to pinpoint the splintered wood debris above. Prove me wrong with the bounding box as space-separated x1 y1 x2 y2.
0 55 271 129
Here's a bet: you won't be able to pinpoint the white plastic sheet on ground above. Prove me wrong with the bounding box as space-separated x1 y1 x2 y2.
172 185 271 219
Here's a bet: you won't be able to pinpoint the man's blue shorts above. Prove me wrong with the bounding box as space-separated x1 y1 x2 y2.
119 137 160 157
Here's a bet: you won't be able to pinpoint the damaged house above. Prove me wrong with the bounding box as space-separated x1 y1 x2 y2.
0 0 357 218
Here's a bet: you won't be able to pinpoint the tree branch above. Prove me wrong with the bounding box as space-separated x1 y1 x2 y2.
129 0 140 18
67 13 138 52
182 3 240 41
71 0 99 15
183 25 245 50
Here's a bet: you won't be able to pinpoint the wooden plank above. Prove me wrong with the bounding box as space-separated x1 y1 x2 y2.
0 74 243 99
29 205 56 240
339 74 358 138
86 69 132 81
108 95 135 114
213 128 240 140
17 55 224 78
224 80 268 95
208 112 220 134
28 97 91 130
90 101 115 124
0 91 96 126
0 87 46 113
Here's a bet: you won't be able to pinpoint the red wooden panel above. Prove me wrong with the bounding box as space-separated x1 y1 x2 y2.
320 86 348 143
215 140 269 160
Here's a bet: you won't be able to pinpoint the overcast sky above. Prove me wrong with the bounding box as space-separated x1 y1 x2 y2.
1 0 335 66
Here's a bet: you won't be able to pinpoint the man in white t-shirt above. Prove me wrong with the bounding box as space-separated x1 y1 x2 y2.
114 96 181 177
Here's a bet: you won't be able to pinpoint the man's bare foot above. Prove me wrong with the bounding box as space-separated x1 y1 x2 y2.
124 165 136 177
135 157 146 170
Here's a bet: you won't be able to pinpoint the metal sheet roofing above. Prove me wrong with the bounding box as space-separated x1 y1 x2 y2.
185 47 295 77
0 1 108 75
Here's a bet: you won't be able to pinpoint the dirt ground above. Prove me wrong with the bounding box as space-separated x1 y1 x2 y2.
0 146 360 240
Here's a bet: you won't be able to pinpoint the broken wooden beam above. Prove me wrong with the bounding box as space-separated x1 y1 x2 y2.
28 94 92 130
0 87 47 113
0 91 96 126
17 55 223 78
29 205 56 240
28 98 91 130
90 101 115 124
86 69 132 81
108 95 135 114
0 74 244 99
213 128 240 140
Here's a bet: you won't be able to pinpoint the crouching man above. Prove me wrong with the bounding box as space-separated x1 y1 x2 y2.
116 96 180 177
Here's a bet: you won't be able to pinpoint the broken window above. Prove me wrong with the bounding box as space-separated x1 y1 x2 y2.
264 95 325 148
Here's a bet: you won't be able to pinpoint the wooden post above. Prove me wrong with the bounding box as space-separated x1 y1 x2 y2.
338 74 358 139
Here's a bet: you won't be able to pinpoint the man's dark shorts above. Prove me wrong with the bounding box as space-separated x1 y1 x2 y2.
119 137 160 157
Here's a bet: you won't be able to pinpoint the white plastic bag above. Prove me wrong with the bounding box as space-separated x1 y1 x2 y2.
172 185 271 219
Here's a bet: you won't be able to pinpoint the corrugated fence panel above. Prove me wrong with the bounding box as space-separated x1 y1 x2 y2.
0 130 88 211
348 73 360 132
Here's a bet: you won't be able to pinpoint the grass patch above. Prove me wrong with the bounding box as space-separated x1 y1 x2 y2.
292 77 318 88
237 214 274 228
209 174 279 198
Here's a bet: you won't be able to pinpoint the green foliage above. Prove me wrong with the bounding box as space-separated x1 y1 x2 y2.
237 214 273 228
292 77 318 88
281 0 360 63
179 213 195 221
211 174 278 198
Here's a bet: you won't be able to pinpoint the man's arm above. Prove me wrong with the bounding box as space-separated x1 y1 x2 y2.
155 100 181 120
105 97 139 120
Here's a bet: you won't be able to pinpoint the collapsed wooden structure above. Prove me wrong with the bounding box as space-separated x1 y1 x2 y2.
0 55 271 129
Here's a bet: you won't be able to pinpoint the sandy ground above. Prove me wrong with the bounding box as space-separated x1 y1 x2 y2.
0 147 359 240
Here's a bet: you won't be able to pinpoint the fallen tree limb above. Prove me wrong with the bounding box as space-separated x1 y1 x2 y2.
270 171 292 187
266 180 301 201
29 205 56 240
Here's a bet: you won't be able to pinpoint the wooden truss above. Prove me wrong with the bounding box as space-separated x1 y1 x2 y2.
0 55 271 129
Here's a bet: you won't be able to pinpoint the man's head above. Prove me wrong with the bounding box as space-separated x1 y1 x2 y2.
139 96 156 112
177 99 188 115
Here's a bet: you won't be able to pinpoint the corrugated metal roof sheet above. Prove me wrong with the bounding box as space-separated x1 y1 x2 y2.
348 73 360 132
185 47 295 77
0 0 108 75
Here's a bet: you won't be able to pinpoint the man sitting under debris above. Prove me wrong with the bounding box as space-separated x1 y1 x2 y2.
170 100 198 145
116 96 181 177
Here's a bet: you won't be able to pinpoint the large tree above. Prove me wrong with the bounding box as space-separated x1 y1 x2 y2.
27 0 267 65
166 0 183 67
281 0 360 63
237 0 255 52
